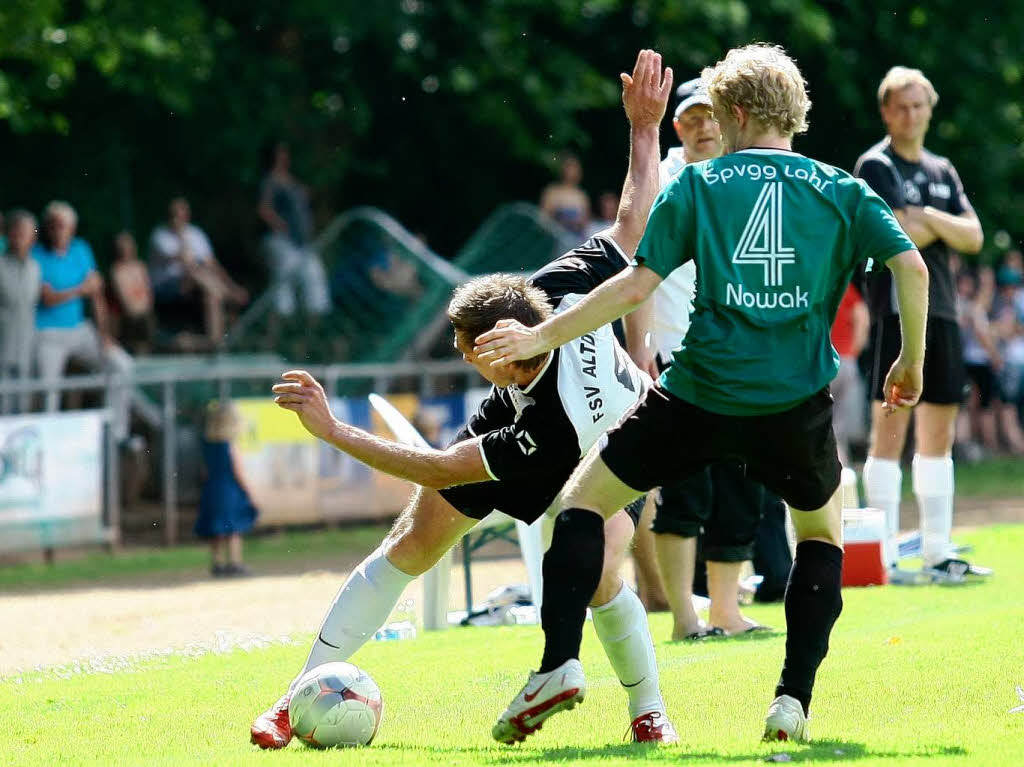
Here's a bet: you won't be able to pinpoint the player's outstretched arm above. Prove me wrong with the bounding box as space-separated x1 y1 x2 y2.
603 49 673 257
474 265 663 365
882 249 929 411
272 370 491 488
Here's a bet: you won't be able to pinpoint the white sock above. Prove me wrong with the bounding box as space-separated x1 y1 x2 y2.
913 454 954 567
591 581 664 720
293 546 414 689
863 457 902 566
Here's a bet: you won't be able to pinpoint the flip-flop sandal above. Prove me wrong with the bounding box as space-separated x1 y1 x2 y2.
684 627 726 640
725 624 774 637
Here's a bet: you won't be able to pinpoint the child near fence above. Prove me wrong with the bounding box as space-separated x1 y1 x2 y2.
195 400 258 576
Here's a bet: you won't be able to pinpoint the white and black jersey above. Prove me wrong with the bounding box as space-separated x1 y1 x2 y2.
440 234 649 524
651 149 697 363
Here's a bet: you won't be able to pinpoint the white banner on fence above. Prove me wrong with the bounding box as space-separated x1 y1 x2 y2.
0 410 105 550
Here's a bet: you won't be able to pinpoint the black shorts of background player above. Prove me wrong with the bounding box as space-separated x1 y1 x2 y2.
855 66 987 577
651 462 792 638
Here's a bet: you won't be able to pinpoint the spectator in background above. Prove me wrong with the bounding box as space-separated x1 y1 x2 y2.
196 400 258 577
957 268 1002 454
110 232 156 355
34 201 133 438
992 259 1024 452
150 197 249 349
0 210 7 254
258 141 331 318
0 210 41 414
539 152 590 240
830 283 870 464
586 192 620 238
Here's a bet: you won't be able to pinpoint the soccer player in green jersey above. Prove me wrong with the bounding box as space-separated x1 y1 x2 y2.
476 44 929 743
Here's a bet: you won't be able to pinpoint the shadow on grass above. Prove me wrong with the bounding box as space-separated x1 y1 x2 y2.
373 740 968 763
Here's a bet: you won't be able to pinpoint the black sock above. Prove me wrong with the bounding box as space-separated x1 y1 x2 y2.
538 508 605 673
775 540 843 715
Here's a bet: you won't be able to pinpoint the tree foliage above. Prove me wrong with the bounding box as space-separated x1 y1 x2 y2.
1 0 1020 282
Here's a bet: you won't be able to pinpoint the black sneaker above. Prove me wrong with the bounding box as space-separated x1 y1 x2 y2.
223 563 252 577
926 558 992 583
211 563 229 577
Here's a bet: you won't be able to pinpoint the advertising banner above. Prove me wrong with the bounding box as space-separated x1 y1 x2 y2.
0 410 106 552
234 389 490 525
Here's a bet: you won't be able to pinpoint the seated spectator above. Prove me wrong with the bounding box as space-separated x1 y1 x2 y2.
0 210 41 413
150 197 249 348
258 142 331 318
33 201 133 439
110 231 156 355
540 152 591 241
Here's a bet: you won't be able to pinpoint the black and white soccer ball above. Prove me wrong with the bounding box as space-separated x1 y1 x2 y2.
288 662 383 747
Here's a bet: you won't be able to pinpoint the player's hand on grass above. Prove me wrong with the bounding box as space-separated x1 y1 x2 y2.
272 370 339 442
621 48 673 129
882 356 924 413
474 319 545 366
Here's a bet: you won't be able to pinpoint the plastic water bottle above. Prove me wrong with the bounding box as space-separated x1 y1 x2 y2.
373 598 418 641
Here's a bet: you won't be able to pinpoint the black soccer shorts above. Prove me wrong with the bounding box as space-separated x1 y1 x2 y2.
651 463 766 563
601 385 842 512
440 426 645 528
868 315 968 405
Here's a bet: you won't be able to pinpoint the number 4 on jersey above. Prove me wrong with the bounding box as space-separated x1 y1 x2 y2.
731 182 795 287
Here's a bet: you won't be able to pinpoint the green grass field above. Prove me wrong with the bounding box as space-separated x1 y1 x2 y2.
3 524 1023 766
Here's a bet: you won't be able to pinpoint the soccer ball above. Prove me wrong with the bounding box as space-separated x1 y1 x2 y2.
288 662 383 747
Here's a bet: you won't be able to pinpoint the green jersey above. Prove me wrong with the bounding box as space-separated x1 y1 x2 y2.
635 148 914 416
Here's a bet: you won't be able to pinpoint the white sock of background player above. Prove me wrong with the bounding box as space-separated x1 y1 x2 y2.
863 456 902 567
292 545 413 690
913 454 954 567
591 580 666 719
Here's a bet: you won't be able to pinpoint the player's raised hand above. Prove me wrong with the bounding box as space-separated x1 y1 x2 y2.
881 356 924 413
621 48 673 129
474 319 544 367
272 370 339 442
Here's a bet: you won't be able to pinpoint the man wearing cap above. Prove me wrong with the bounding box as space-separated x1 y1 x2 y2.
626 77 788 641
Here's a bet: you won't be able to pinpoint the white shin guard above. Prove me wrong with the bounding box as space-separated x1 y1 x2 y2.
912 454 954 567
295 546 414 687
591 582 664 720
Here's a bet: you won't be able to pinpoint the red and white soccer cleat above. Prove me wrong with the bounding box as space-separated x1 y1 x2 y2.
492 659 586 744
250 692 292 749
762 694 810 743
629 711 680 743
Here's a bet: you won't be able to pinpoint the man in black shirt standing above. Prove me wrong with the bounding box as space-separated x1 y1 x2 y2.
855 66 988 580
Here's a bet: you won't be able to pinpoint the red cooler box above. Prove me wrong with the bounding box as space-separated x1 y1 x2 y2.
841 508 889 587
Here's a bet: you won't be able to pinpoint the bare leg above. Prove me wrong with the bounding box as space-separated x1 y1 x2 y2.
228 533 243 565
630 495 669 611
999 403 1024 454
654 533 702 639
211 537 225 567
707 560 760 634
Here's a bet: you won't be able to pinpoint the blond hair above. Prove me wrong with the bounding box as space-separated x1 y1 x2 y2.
702 44 810 136
205 400 244 442
877 66 938 107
